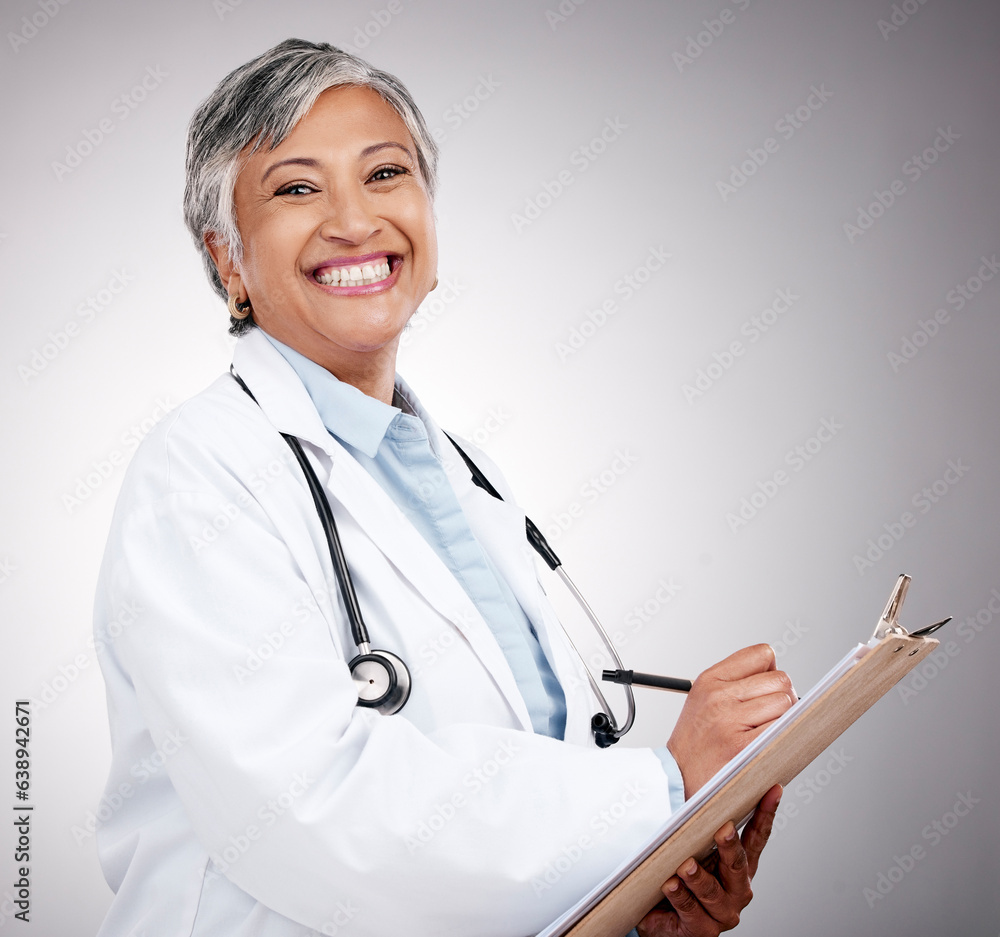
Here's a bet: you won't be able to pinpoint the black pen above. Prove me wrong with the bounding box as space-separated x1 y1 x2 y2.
602 669 692 694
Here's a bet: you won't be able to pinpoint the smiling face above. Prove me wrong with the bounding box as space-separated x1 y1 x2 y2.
209 84 438 397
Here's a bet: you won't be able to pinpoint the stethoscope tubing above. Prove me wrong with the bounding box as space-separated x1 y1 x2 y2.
282 432 372 652
552 567 636 739
232 369 633 741
230 367 371 651
444 431 634 742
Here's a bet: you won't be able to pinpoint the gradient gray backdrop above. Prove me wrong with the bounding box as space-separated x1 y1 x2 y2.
1 0 997 933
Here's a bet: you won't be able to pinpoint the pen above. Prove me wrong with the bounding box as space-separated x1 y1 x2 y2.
602 669 692 694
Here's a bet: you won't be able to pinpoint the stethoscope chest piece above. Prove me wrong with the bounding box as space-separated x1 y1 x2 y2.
349 650 412 714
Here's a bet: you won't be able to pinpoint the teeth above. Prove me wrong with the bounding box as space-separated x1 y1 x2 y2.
315 257 392 287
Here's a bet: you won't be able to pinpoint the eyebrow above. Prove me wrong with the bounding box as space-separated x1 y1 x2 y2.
259 157 319 185
260 142 415 185
360 141 414 161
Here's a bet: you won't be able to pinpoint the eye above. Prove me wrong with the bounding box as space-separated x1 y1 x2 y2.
275 182 317 196
368 164 408 183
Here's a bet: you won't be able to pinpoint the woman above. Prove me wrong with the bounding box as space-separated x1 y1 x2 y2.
93 38 794 937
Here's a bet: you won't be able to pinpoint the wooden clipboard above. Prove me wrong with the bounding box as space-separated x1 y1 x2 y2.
550 631 939 937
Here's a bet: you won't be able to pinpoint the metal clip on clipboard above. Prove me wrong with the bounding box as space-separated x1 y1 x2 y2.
871 573 952 642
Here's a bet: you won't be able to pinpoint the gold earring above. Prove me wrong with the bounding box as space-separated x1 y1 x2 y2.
228 294 252 320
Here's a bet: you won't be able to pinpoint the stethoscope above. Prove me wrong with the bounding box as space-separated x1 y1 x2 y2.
233 370 640 747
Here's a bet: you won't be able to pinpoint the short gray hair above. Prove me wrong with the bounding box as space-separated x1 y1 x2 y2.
183 38 439 333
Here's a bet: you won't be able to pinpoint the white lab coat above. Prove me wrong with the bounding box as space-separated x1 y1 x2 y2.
94 329 675 937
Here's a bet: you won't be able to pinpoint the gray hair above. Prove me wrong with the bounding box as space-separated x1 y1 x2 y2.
183 38 439 334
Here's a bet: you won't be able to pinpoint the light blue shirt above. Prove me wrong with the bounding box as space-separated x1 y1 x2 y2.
263 332 567 738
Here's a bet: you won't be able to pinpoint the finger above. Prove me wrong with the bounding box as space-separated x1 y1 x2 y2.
712 822 753 905
729 719 790 758
758 783 783 814
741 784 782 878
659 874 723 937
675 856 743 930
735 689 797 728
701 644 776 683
726 669 795 704
635 906 679 937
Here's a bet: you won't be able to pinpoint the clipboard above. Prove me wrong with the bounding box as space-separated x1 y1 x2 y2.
538 575 946 937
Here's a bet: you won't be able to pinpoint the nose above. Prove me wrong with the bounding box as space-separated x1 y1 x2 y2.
318 184 380 246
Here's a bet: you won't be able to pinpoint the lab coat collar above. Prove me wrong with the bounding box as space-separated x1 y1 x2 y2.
232 330 337 455
258 330 400 458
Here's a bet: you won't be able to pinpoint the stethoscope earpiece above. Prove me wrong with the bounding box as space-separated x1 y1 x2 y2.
349 649 412 714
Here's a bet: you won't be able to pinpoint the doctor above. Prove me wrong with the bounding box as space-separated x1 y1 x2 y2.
93 39 794 937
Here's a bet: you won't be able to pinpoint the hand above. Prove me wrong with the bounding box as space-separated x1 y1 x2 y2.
666 645 795 797
637 784 782 937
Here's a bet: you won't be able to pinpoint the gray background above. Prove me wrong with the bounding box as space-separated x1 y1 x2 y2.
1 0 998 933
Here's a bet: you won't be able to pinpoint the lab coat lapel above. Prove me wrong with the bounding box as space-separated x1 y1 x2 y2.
232 332 534 731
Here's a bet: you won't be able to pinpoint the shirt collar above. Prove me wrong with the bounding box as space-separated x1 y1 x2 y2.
260 331 401 458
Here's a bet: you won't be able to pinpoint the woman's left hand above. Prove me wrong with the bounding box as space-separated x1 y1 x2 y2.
636 784 782 937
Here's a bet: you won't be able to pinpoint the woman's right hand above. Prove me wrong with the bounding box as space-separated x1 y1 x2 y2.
666 644 795 798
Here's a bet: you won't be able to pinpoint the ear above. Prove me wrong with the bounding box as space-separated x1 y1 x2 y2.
204 232 245 300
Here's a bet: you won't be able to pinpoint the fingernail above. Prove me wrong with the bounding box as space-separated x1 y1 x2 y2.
683 859 698 876
666 878 680 893
724 825 736 842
